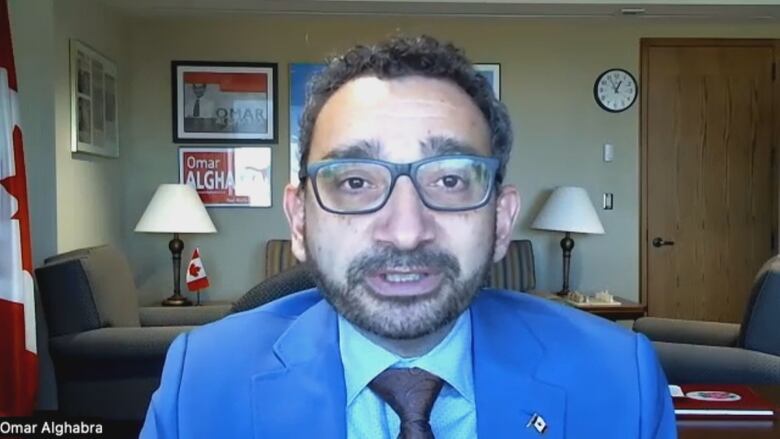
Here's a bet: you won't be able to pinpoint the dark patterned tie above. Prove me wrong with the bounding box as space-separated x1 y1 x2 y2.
369 367 444 439
193 98 201 117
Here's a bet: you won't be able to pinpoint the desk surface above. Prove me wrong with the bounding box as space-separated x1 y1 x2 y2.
678 386 780 438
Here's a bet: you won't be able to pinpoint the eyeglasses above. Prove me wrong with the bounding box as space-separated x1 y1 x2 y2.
300 155 501 214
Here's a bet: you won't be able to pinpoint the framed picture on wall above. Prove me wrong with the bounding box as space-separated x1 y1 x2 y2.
289 63 326 185
179 146 272 207
475 63 501 100
69 39 119 158
172 61 278 143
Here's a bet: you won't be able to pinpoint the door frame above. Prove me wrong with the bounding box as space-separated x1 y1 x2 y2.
639 38 779 310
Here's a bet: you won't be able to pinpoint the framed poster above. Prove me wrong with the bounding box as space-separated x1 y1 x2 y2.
179 146 272 207
70 39 119 158
475 63 501 100
289 63 326 185
172 61 278 143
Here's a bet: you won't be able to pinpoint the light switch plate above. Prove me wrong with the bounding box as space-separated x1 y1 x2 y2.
603 193 614 210
603 143 614 162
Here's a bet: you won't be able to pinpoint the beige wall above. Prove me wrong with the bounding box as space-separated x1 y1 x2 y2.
51 0 128 252
13 3 780 305
8 0 780 408
118 14 780 304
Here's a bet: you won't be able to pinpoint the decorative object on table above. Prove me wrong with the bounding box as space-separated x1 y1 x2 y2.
594 68 637 113
186 248 210 306
135 184 217 306
594 290 615 303
670 384 776 419
69 39 119 157
474 63 501 100
179 146 272 207
289 63 326 185
565 290 620 307
171 61 278 143
566 291 588 304
532 186 605 296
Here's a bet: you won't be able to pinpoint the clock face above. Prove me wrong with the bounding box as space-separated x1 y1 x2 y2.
594 69 637 113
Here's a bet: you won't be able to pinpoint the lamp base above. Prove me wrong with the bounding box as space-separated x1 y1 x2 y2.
161 294 193 307
559 232 575 298
163 232 192 306
555 289 571 298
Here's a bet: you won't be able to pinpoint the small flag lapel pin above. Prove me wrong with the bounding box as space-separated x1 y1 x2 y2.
526 413 548 435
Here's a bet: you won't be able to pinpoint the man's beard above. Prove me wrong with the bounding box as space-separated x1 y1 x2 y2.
306 234 495 340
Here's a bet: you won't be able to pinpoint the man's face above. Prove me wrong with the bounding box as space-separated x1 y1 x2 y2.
283 76 520 339
192 83 207 97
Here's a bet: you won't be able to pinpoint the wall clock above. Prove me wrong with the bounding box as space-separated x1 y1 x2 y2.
594 68 637 113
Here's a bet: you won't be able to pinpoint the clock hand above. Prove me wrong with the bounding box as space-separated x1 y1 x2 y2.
614 80 622 92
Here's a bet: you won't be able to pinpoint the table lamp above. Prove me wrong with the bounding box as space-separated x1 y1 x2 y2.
135 184 217 306
532 186 604 297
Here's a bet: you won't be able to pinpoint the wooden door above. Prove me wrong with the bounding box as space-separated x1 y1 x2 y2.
641 40 777 322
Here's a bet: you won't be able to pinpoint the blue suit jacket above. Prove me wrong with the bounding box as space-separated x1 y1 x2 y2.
141 289 676 438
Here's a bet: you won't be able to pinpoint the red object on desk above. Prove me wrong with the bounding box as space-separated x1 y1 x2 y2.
672 384 777 419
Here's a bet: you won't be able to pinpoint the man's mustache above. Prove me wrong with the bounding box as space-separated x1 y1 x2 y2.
346 246 461 285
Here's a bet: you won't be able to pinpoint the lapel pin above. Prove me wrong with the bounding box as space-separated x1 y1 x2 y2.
526 413 548 435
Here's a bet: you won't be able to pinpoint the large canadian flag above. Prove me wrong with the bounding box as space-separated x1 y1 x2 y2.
0 0 38 416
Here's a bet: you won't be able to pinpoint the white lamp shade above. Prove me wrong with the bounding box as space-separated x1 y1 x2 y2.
135 184 217 234
531 186 605 234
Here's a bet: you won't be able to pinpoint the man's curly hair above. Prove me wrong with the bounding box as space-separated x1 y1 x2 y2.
297 35 513 184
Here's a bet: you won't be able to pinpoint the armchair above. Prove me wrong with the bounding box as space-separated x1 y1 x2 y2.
634 255 780 384
35 245 230 420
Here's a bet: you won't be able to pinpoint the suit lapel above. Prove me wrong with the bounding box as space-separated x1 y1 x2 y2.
251 299 347 439
471 292 567 439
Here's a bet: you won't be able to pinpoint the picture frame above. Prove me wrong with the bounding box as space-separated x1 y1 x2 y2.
179 146 272 208
70 39 119 158
289 63 326 185
172 61 278 143
475 63 501 100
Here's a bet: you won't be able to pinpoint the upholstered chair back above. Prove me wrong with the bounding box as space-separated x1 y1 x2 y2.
738 255 780 356
36 245 141 336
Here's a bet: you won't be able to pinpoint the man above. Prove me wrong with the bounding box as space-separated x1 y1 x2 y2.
142 36 675 438
184 83 218 132
188 83 209 118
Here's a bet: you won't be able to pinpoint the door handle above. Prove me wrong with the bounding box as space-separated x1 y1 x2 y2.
652 237 675 248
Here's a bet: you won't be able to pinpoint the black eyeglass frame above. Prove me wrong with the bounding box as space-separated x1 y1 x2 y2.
299 154 502 215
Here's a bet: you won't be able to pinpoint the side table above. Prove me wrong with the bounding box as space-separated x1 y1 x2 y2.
531 291 646 321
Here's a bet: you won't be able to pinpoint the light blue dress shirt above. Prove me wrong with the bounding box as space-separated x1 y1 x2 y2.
338 310 477 439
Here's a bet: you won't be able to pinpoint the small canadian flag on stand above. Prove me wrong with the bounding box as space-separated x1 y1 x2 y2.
186 248 210 304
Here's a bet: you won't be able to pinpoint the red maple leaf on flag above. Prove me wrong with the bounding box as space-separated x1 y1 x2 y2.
189 264 201 277
0 127 32 274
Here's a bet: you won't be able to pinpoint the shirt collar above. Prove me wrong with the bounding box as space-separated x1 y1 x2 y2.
338 309 474 406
